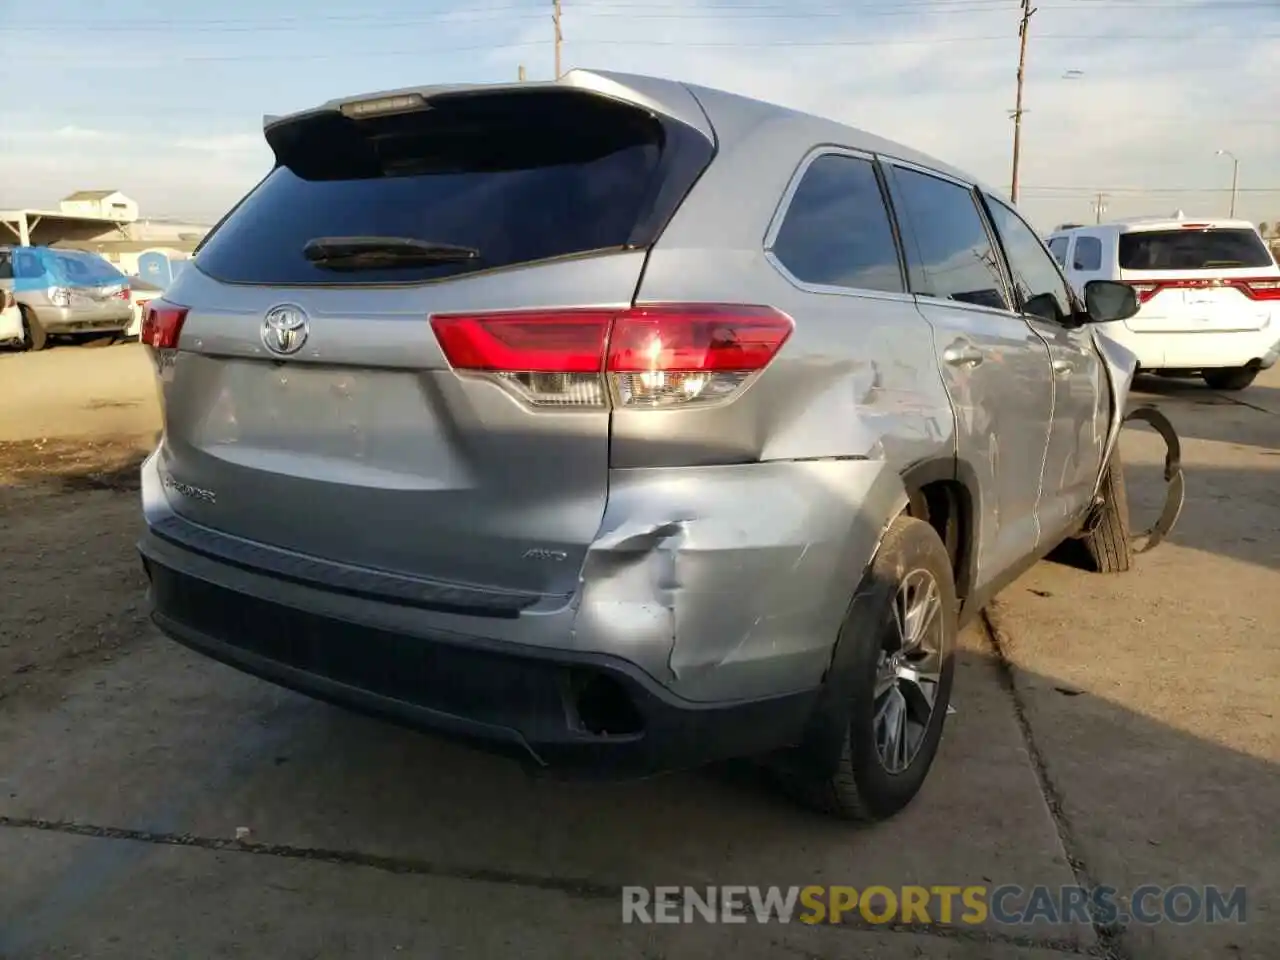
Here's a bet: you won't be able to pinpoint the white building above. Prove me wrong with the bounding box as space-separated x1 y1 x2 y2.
58 190 139 222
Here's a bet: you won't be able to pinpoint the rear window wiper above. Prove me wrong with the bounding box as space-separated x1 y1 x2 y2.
302 236 481 270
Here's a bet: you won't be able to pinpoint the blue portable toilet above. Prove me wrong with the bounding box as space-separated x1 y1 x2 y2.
137 250 174 286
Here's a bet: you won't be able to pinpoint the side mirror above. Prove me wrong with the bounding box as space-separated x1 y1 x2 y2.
1023 292 1065 323
1083 280 1139 323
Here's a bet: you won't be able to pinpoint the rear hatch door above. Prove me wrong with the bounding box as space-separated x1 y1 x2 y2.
1118 225 1279 332
155 85 714 606
52 251 131 323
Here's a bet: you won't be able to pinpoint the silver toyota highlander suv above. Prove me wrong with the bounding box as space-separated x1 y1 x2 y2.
138 70 1142 821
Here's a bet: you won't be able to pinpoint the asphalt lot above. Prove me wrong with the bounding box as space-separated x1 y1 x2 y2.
0 342 1276 960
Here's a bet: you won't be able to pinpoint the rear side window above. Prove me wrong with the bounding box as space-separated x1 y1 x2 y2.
1118 228 1274 271
196 91 711 286
770 154 903 293
1046 237 1068 267
1072 236 1103 271
0 251 12 281
13 250 45 280
890 167 1010 311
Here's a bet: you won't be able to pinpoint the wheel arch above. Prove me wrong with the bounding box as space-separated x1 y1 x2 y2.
900 456 980 607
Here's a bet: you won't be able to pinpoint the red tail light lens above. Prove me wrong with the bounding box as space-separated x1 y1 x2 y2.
141 299 189 349
1238 278 1280 301
606 304 793 372
117 286 131 301
1125 277 1280 303
430 310 611 373
1125 281 1161 303
430 304 793 408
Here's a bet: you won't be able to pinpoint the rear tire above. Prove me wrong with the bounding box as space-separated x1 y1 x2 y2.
1082 451 1133 573
20 307 47 352
1203 367 1257 391
774 515 957 822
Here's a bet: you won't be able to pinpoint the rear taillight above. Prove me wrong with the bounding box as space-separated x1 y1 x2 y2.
1125 282 1161 303
1125 277 1280 303
117 286 131 301
430 304 794 408
1237 278 1280 301
141 299 189 349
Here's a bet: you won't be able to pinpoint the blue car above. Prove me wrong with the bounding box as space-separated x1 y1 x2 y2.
0 245 134 351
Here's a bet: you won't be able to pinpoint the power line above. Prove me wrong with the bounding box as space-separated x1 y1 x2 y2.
7 32 1275 63
9 0 1279 30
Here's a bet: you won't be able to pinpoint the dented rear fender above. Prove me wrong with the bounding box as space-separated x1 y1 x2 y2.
570 459 908 703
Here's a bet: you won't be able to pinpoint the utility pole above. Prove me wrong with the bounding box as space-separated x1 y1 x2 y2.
1009 0 1036 203
553 0 563 80
1216 150 1240 218
1092 192 1108 224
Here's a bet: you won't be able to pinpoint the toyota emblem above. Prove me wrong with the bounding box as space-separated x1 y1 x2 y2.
262 304 309 356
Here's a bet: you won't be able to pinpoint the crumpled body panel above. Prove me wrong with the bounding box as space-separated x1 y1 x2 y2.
571 460 905 703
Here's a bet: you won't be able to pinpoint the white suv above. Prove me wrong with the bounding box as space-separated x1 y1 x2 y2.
1047 216 1280 390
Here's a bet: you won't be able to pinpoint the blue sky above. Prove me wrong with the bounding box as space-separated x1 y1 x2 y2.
1 0 1277 230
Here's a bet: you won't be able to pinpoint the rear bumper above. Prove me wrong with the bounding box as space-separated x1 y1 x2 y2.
1101 322 1280 371
140 550 819 776
33 304 133 334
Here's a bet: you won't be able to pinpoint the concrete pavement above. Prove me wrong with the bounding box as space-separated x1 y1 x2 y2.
1 344 1275 959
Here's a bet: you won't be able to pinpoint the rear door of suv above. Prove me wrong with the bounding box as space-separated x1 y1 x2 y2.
1117 223 1280 333
150 86 715 606
882 161 1055 591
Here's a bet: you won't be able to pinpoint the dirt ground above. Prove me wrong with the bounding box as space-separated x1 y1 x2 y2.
0 342 1276 960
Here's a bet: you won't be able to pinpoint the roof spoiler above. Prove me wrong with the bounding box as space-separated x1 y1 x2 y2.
260 70 714 144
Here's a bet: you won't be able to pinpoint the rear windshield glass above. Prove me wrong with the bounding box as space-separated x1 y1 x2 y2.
53 252 126 285
196 92 679 286
1118 228 1274 271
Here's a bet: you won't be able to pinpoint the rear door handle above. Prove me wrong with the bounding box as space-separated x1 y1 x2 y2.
1052 358 1074 376
943 341 984 367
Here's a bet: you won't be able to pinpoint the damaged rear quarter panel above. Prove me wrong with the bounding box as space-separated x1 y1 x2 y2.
575 102 959 704
572 460 908 703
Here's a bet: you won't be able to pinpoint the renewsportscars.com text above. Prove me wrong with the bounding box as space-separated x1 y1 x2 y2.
622 884 1247 927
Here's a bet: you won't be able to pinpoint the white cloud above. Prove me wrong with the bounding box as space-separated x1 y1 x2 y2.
173 133 268 155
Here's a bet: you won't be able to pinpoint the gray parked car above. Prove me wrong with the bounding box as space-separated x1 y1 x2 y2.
0 245 134 350
137 70 1142 820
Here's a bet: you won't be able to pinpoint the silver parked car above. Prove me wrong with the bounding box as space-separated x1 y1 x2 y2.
138 70 1142 820
0 245 134 350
